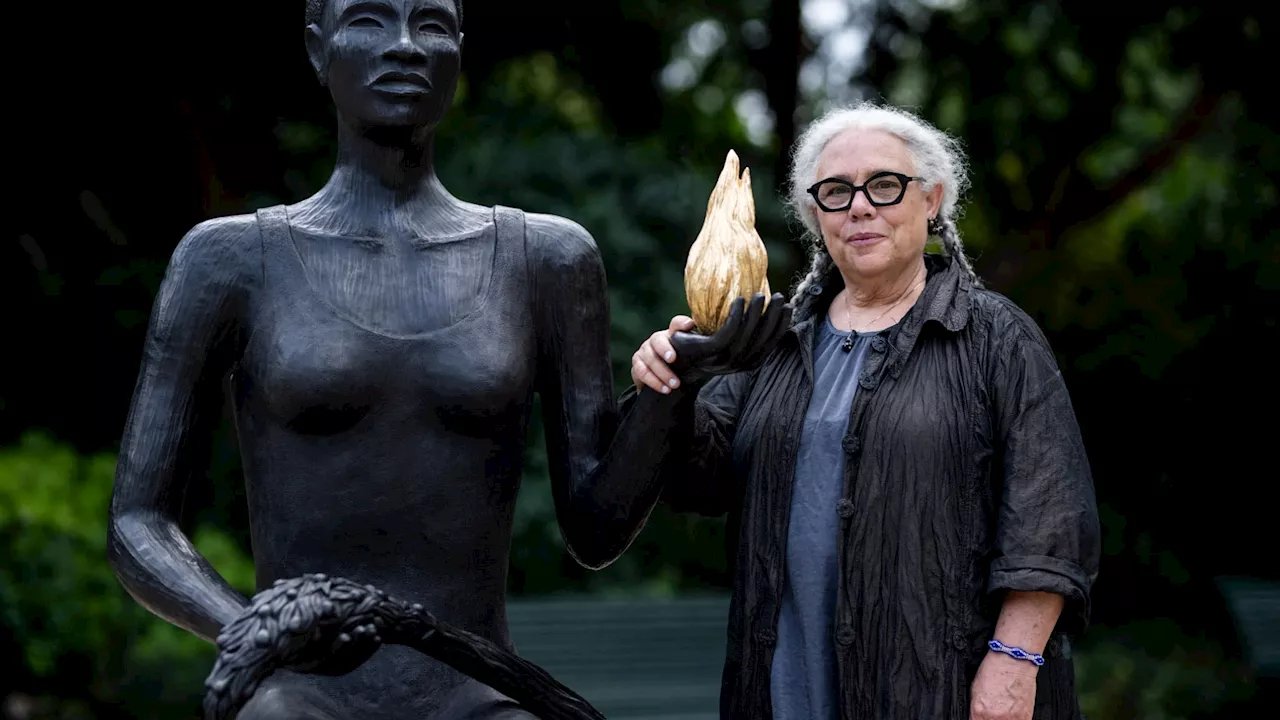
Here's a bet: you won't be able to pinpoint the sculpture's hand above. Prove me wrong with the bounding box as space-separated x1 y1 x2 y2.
203 575 412 720
203 575 605 720
631 292 791 393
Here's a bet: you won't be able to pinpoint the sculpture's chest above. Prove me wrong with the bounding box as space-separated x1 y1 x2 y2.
286 228 499 336
237 225 535 435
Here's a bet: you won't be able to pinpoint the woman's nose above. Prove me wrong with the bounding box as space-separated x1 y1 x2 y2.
848 190 876 218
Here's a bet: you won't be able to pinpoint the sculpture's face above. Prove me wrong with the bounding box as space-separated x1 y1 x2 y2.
306 0 461 129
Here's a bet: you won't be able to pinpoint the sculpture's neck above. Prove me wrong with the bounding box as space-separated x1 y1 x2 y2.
338 118 439 187
294 118 462 235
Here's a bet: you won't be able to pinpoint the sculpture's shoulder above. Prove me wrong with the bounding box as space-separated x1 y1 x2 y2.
521 211 602 274
164 212 263 292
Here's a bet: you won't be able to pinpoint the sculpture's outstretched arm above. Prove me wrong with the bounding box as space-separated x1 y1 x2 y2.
527 214 789 569
527 214 680 569
108 216 259 642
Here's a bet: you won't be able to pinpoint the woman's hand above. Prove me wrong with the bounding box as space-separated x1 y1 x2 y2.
631 293 791 394
970 652 1038 720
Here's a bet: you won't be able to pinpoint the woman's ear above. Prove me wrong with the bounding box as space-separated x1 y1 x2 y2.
926 182 944 218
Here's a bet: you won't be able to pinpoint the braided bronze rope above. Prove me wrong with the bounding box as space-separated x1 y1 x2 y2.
203 574 605 720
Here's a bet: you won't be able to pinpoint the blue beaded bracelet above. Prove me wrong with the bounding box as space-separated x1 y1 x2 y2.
988 639 1045 666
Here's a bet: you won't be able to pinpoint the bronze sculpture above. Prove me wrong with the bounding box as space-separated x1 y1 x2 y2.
107 0 791 717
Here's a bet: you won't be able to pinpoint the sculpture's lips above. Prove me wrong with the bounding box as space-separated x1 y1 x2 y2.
371 71 431 95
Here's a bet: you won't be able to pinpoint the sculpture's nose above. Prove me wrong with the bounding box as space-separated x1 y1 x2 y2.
384 24 427 63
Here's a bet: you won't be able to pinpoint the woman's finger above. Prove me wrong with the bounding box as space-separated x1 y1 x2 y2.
650 331 679 368
632 353 670 394
630 353 647 387
637 337 680 392
668 315 695 333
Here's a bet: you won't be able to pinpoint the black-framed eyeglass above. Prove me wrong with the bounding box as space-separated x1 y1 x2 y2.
806 171 921 212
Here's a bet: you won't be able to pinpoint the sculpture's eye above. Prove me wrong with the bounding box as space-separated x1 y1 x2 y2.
349 16 383 29
418 21 447 35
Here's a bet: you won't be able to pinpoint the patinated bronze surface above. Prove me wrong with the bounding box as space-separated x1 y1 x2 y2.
203 574 604 720
106 0 790 717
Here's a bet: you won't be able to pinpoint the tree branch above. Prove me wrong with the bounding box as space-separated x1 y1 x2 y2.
1048 88 1223 237
764 0 804 186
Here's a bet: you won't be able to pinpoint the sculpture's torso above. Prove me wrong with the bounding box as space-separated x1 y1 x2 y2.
232 205 536 716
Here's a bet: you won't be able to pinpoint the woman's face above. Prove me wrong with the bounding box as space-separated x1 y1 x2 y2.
811 128 942 284
306 0 461 129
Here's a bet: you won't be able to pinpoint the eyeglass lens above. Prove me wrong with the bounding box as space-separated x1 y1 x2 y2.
815 175 906 209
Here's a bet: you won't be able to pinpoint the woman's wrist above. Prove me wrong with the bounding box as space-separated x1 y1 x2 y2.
984 638 1044 676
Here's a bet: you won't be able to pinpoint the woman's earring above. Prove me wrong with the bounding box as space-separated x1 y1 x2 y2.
927 216 942 236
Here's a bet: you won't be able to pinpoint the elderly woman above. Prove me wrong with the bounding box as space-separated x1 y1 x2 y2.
628 102 1101 720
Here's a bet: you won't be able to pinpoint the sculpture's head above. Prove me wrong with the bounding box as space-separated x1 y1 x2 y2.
304 0 463 129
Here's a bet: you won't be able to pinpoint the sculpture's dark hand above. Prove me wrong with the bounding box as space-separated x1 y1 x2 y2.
631 293 791 393
203 575 606 720
203 575 403 720
672 293 792 383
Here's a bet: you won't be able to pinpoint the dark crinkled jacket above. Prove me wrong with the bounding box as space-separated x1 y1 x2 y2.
621 254 1101 719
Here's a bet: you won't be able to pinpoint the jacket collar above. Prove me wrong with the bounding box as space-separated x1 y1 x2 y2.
788 253 974 372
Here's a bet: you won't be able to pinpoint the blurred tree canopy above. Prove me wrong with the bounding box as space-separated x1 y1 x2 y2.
4 0 1276 717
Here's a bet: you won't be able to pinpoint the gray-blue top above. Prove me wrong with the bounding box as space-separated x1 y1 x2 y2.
770 314 877 720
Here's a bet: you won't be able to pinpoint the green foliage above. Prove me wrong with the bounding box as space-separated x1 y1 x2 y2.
0 433 253 716
1075 621 1257 720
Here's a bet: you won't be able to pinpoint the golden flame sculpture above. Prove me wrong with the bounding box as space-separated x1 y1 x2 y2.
683 150 771 334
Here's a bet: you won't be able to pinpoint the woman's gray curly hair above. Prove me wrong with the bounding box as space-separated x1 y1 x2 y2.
786 101 979 305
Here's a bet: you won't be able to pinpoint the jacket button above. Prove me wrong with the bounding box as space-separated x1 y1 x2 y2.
871 336 887 353
836 624 855 646
808 284 824 296
859 371 877 390
841 434 860 454
836 499 855 519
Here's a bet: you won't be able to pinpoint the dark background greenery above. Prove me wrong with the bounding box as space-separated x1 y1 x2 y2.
4 0 1276 717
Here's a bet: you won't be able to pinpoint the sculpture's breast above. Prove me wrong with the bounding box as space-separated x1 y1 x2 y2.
237 218 535 440
226 212 537 602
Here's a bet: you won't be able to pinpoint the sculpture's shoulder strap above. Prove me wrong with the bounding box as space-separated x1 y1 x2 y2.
253 204 291 247
492 205 530 288
492 204 526 249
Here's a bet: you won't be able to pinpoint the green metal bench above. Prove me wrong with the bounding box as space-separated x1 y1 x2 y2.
507 595 731 719
1218 577 1280 678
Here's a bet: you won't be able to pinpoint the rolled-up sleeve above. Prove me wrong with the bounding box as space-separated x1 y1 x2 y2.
988 320 1101 636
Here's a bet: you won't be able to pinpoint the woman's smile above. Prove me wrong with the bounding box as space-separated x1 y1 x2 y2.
846 231 886 247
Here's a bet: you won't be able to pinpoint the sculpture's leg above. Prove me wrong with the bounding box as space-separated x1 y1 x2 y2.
235 678 344 720
435 680 539 720
469 701 539 720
